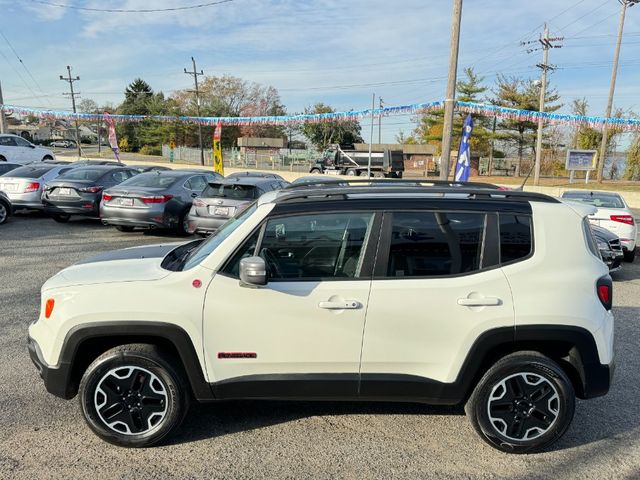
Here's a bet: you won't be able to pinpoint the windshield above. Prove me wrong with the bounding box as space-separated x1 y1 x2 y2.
182 202 258 270
59 168 105 181
563 191 625 208
5 166 55 178
120 173 178 188
202 183 257 200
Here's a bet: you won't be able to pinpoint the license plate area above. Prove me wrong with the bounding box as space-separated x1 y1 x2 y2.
0 183 17 192
58 187 71 196
120 198 134 207
209 206 232 216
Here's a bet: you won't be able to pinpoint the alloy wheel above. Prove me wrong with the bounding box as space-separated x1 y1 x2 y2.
94 366 168 435
0 203 7 224
487 372 560 441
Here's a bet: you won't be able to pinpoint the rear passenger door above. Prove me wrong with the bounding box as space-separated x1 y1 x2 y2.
360 210 516 395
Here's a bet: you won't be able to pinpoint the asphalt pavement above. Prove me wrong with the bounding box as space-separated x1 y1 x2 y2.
1 211 639 479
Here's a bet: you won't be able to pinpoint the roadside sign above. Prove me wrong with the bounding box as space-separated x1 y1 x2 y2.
566 149 597 171
169 140 176 163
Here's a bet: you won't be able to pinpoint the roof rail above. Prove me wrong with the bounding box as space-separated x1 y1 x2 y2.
283 178 502 190
275 185 559 204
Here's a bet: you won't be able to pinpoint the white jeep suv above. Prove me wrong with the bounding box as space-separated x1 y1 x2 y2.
28 182 615 453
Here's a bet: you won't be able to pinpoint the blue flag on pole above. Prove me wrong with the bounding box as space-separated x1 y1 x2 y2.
454 114 474 182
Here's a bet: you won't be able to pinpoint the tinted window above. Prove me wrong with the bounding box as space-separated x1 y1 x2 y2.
562 191 625 208
121 174 178 188
185 176 207 191
110 170 131 183
202 183 258 200
499 214 532 263
260 212 374 280
386 212 485 277
0 136 17 146
0 164 20 175
14 137 31 147
5 166 55 178
59 168 105 181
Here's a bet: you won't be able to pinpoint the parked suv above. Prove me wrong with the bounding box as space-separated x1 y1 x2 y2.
28 182 614 452
0 134 55 164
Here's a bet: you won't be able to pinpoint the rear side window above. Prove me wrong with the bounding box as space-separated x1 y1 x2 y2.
386 212 485 277
499 214 532 264
203 183 258 200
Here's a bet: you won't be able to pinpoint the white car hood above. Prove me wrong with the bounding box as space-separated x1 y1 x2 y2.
43 243 181 290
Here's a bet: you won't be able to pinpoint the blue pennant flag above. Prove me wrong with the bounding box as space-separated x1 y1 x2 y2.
454 114 474 182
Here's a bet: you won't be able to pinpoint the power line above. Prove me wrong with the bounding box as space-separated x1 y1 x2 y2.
26 0 234 13
556 0 610 33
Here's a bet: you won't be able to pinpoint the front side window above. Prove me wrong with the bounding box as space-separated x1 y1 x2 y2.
14 136 31 147
260 212 375 280
499 214 532 263
0 136 17 146
386 211 485 277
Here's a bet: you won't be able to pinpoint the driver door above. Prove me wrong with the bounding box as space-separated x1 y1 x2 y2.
203 210 380 399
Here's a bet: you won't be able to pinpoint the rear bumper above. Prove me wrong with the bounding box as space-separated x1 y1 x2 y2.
187 214 227 234
27 335 75 400
11 200 45 210
582 360 615 399
101 205 172 229
43 199 99 216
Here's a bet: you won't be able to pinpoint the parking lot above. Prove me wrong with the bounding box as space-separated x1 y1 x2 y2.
1 211 639 479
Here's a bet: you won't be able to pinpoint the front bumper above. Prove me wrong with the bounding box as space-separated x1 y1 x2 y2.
27 335 75 400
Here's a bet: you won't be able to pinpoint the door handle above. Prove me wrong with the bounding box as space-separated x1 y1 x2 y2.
318 300 361 310
457 297 501 307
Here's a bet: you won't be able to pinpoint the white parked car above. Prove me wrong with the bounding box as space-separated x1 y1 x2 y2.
561 190 637 262
28 183 614 453
0 134 55 164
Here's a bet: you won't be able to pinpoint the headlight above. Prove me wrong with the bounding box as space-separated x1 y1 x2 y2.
597 240 609 250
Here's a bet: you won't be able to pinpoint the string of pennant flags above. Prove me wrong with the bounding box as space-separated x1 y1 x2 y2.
1 100 639 131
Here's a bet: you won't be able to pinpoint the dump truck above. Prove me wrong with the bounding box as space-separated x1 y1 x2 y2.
309 144 404 178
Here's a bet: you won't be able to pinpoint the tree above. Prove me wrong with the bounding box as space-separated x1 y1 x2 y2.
623 134 640 181
78 99 98 114
117 79 168 152
411 67 490 155
492 75 561 176
301 103 363 150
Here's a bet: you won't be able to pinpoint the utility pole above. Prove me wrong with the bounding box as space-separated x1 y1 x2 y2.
440 0 463 180
378 97 384 145
59 66 81 157
597 0 639 182
521 25 562 185
488 115 497 176
184 57 205 166
368 93 375 177
0 80 6 134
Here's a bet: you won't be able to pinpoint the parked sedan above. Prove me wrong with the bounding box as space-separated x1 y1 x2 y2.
226 171 286 181
561 190 637 262
0 163 78 210
128 164 172 173
0 191 11 225
50 140 75 148
186 176 288 235
0 134 55 164
100 170 220 233
42 166 138 222
592 225 624 272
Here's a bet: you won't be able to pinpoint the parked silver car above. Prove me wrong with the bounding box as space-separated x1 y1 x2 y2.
0 163 78 210
100 169 221 233
186 176 289 235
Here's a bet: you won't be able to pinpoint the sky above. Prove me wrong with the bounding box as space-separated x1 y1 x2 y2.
0 0 639 143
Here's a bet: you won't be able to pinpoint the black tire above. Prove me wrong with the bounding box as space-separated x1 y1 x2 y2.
0 200 11 225
309 168 321 174
52 213 71 223
43 155 54 161
176 210 190 235
115 225 135 232
373 171 386 178
346 168 359 176
465 351 575 454
78 344 190 448
0 155 6 162
624 247 636 263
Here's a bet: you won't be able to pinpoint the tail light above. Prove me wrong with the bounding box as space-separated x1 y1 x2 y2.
610 214 634 226
141 194 173 204
79 185 103 193
24 182 40 193
596 276 613 311
193 198 206 207
102 193 113 201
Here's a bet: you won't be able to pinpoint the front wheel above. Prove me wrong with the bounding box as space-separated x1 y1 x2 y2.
52 213 70 223
78 344 189 447
624 247 636 263
43 155 54 161
465 351 575 454
309 168 321 174
0 200 11 225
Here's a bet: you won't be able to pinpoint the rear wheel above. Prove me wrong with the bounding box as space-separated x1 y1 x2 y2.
0 200 10 225
43 155 54 161
115 225 135 233
52 213 70 223
176 211 190 235
373 171 386 178
0 155 6 162
309 168 321 174
465 351 575 454
624 247 636 263
79 344 189 448
346 168 359 176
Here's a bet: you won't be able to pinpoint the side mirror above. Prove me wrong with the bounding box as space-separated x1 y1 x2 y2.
239 256 267 287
